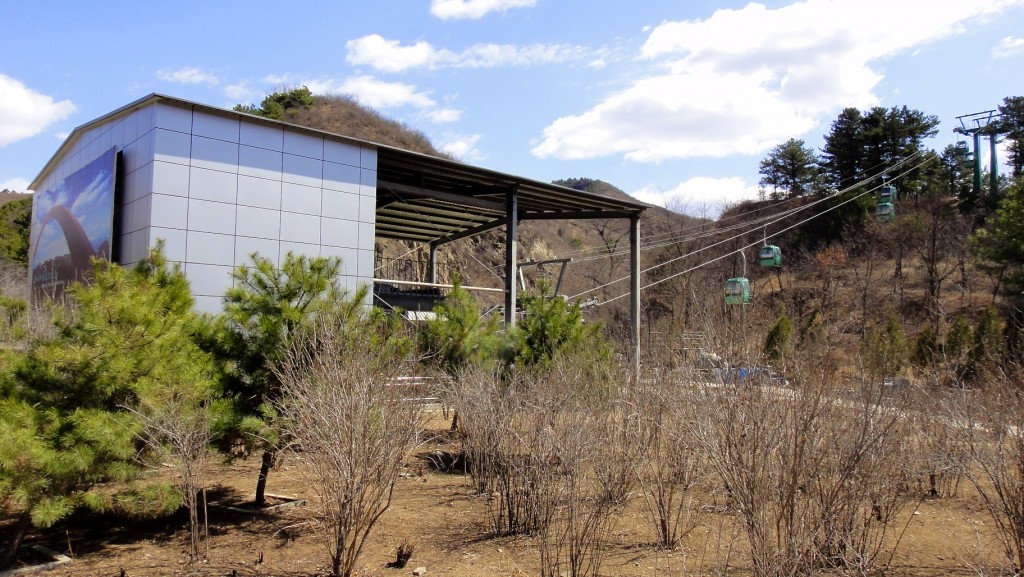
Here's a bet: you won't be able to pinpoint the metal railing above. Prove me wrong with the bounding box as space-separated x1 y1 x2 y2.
374 255 455 285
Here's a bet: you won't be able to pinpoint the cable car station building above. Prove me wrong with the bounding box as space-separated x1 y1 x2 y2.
29 94 647 356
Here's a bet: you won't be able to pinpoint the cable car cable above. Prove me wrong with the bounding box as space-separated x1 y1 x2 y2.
588 155 931 305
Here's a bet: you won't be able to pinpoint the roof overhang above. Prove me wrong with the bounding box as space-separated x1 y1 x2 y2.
375 147 648 245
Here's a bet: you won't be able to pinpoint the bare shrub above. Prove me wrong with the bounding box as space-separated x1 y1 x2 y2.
948 379 1024 574
274 315 422 577
388 537 415 568
531 354 627 577
0 261 56 347
450 365 518 503
0 260 27 297
452 352 628 577
534 400 612 577
454 365 567 535
631 368 708 549
132 387 213 559
690 341 916 576
905 389 962 499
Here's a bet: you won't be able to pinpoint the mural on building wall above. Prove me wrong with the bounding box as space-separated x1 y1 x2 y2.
30 146 118 302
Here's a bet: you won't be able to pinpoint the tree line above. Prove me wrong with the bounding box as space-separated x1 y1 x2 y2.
758 97 1022 204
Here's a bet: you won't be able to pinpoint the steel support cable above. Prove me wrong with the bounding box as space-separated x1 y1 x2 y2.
554 195 808 262
381 150 921 292
570 152 925 301
521 186 811 263
562 150 922 265
594 156 932 306
564 201 808 267
567 181 819 257
550 149 921 263
568 181 871 299
373 244 423 272
565 148 925 272
569 202 809 265
463 163 872 272
472 151 923 296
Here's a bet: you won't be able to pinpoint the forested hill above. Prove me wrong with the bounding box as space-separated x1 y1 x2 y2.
236 89 450 159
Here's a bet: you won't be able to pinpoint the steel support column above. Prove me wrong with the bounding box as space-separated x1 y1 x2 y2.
504 185 519 327
428 243 438 285
990 134 1000 198
630 213 641 372
973 131 983 200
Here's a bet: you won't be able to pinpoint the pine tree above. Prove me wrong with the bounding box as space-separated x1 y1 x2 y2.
998 96 1024 179
860 316 908 381
968 306 1004 381
419 282 500 376
912 327 939 368
758 139 819 199
3 245 211 567
234 86 314 120
763 310 794 366
973 179 1024 297
821 107 864 190
505 282 610 369
213 251 346 506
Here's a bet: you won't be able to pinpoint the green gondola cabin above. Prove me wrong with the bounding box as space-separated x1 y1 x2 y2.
724 277 752 305
758 245 782 267
879 185 897 204
875 202 895 222
955 141 974 168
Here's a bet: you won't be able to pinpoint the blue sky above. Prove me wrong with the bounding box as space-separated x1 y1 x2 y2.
2 0 1022 217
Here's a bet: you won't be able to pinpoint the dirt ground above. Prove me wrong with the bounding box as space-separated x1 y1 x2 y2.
3 411 1008 577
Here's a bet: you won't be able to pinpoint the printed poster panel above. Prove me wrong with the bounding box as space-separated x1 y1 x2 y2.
30 147 117 302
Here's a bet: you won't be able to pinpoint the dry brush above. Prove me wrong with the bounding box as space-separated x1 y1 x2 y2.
274 316 423 577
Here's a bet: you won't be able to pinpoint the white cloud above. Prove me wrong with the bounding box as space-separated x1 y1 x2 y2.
307 75 436 110
156 67 219 85
426 108 463 123
532 0 1024 162
430 0 536 20
224 82 258 103
347 36 435 72
346 34 587 72
993 35 1024 57
304 75 464 125
1 177 30 192
262 73 294 85
438 132 485 161
259 74 459 123
0 75 76 148
631 176 760 219
532 64 818 162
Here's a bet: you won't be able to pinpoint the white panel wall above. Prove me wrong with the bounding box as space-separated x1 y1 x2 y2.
32 99 379 314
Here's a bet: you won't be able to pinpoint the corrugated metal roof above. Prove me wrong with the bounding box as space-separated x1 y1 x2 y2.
375 146 648 244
